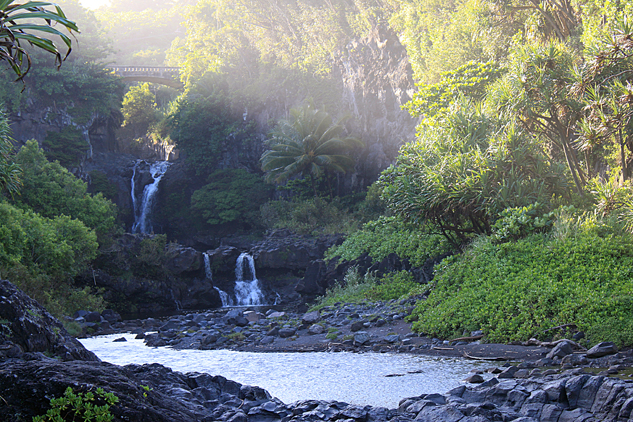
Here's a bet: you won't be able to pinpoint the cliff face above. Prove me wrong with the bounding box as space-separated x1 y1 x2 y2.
332 25 418 187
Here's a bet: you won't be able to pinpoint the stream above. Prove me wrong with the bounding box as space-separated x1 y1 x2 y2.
80 333 491 408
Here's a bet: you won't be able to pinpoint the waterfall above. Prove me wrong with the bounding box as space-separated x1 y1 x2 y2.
234 252 265 306
131 161 172 234
130 161 140 220
203 253 232 307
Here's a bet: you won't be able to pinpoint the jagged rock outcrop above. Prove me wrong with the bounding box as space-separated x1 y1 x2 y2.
250 230 342 272
0 280 98 361
332 25 418 187
87 235 221 318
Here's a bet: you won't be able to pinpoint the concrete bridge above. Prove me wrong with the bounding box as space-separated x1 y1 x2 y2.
109 66 183 89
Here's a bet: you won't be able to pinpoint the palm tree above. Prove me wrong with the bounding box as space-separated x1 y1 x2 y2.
0 0 79 81
261 103 362 197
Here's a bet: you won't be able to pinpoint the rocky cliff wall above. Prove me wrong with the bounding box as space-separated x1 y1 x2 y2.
332 25 418 187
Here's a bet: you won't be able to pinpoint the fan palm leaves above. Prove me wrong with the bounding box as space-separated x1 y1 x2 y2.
0 0 79 81
261 103 362 197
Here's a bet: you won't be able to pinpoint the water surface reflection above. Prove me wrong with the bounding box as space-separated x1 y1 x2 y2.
81 333 489 408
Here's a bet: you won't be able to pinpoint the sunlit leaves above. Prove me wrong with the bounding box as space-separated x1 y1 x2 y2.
261 103 361 196
0 1 79 81
380 101 569 246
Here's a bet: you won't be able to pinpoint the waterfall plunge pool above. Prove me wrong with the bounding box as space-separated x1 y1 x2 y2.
80 333 491 408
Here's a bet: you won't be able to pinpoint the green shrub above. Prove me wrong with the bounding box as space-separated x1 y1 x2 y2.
366 271 421 301
490 203 556 244
33 387 119 422
13 140 119 239
0 201 103 317
410 214 633 347
191 169 271 228
43 126 89 168
310 267 379 310
261 197 359 235
325 216 452 267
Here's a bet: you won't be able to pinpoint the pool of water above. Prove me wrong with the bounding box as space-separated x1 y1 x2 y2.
80 333 489 408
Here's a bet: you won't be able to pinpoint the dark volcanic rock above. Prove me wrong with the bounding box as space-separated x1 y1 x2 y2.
165 245 202 275
586 342 618 358
0 280 98 361
0 359 268 422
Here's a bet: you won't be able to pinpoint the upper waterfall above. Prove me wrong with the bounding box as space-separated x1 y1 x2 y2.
131 160 172 234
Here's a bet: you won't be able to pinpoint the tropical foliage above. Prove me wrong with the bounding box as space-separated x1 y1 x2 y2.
380 102 569 245
191 169 271 228
12 140 118 239
410 213 633 346
261 103 361 197
0 0 79 80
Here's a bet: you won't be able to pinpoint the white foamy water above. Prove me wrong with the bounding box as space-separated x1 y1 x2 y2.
81 334 489 408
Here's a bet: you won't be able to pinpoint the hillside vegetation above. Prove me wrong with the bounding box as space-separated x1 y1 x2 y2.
2 0 633 350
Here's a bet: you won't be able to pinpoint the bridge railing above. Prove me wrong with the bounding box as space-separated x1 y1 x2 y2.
108 66 180 78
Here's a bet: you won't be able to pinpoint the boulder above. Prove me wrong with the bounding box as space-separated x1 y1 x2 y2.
308 324 325 335
101 309 122 323
587 342 618 358
301 311 320 324
243 311 263 323
546 340 574 359
0 359 273 422
225 310 249 327
350 321 366 332
165 245 202 274
353 331 371 346
278 328 297 338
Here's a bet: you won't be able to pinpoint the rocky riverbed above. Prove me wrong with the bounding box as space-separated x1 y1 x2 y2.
79 298 632 368
5 278 633 421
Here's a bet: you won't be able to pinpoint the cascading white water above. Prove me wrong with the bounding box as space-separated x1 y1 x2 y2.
130 161 139 220
131 161 172 234
203 253 232 307
234 252 265 306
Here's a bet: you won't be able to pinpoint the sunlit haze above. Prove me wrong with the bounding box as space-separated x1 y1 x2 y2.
79 0 110 10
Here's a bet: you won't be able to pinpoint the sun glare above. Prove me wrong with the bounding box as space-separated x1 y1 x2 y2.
79 0 111 10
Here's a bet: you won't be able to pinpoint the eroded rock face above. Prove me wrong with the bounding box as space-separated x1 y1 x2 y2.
250 231 342 272
0 280 98 361
332 25 418 187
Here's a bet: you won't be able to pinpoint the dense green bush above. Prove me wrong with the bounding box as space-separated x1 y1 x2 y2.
365 271 421 302
490 203 557 244
43 126 89 168
380 103 569 246
310 267 380 310
325 216 452 267
261 197 359 235
311 268 421 310
410 214 633 346
13 140 118 239
191 169 271 228
33 386 119 422
0 201 103 316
